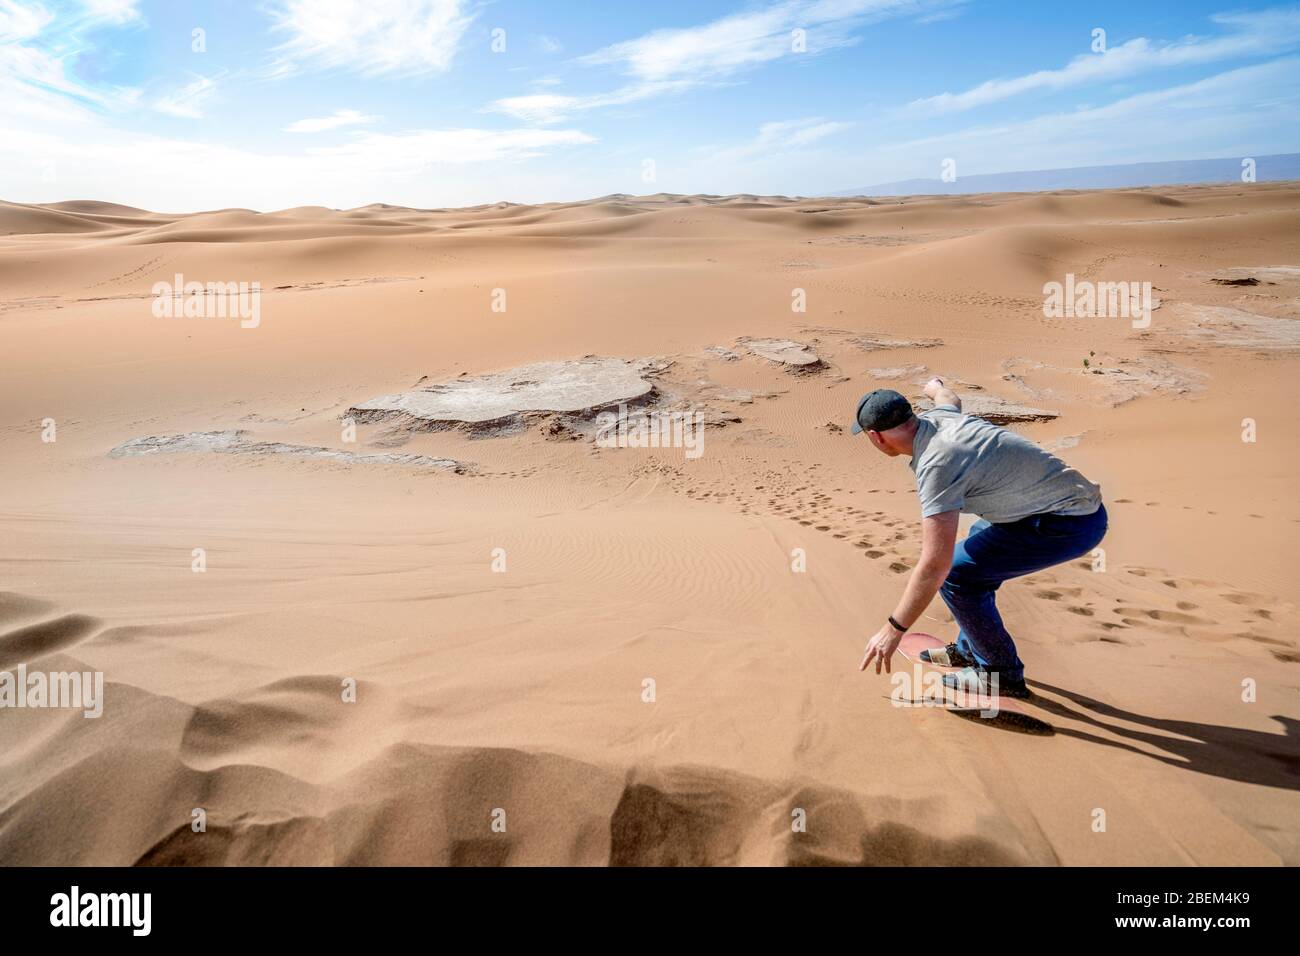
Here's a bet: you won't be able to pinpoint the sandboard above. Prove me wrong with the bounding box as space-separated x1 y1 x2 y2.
889 632 1053 735
898 632 957 668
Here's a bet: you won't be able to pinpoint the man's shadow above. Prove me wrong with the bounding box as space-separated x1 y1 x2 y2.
1025 679 1299 791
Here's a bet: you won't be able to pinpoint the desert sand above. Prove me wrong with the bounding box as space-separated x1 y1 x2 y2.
0 184 1297 865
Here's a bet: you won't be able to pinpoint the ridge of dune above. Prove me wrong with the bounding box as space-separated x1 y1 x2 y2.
41 199 156 216
4 182 1297 241
0 199 117 235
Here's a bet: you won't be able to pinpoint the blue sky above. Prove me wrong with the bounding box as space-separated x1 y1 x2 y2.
3 0 1299 209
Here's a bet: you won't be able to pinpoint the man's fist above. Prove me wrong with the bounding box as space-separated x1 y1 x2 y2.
922 377 946 399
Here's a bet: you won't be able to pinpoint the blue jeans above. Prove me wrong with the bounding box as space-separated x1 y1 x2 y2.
938 505 1108 683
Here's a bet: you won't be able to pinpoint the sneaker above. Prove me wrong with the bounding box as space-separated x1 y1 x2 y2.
919 642 976 668
941 667 1032 700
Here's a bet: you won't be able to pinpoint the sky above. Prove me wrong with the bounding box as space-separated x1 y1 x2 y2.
2 0 1299 210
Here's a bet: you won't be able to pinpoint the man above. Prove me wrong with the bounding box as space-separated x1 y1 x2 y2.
853 378 1107 698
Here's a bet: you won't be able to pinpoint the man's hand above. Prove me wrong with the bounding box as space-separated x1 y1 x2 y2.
923 377 961 411
859 512 960 676
859 620 905 674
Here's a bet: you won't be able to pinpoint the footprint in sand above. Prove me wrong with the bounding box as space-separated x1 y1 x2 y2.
1113 606 1212 626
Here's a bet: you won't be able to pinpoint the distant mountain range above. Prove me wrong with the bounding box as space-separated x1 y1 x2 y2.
833 153 1300 197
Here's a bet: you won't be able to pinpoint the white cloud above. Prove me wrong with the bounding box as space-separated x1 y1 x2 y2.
0 41 103 103
78 0 140 24
0 0 597 209
284 108 379 133
304 127 596 167
764 117 854 147
581 0 946 82
0 67 96 126
488 81 692 123
581 4 794 82
487 93 581 124
911 7 1300 113
0 0 53 42
490 0 959 123
0 0 147 115
266 0 477 77
641 59 1299 198
153 75 217 119
0 122 598 209
712 117 854 162
878 58 1300 179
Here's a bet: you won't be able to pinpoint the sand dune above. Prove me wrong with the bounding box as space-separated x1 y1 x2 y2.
0 200 120 235
1 182 1298 866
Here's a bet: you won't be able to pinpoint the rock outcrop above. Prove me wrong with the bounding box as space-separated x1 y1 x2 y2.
737 337 825 372
347 358 666 434
108 431 467 471
914 395 1058 425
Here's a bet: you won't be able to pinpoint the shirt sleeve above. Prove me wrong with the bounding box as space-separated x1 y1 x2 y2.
915 456 967 517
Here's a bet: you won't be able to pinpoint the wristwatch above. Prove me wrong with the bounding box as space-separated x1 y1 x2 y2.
888 616 908 634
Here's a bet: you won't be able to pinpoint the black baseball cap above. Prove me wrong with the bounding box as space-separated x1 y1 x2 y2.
851 389 914 434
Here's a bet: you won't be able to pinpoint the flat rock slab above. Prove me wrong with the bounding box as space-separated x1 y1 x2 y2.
1167 304 1300 351
1194 265 1300 284
914 394 1058 425
737 337 824 371
1001 355 1204 407
348 357 662 432
866 364 929 380
867 365 983 389
1081 357 1207 404
849 333 943 351
109 431 466 472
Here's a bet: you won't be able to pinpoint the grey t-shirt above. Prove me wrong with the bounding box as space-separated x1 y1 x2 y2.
910 405 1101 523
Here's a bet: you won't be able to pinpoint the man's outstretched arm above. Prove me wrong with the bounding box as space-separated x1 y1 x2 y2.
924 376 961 412
859 509 960 673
